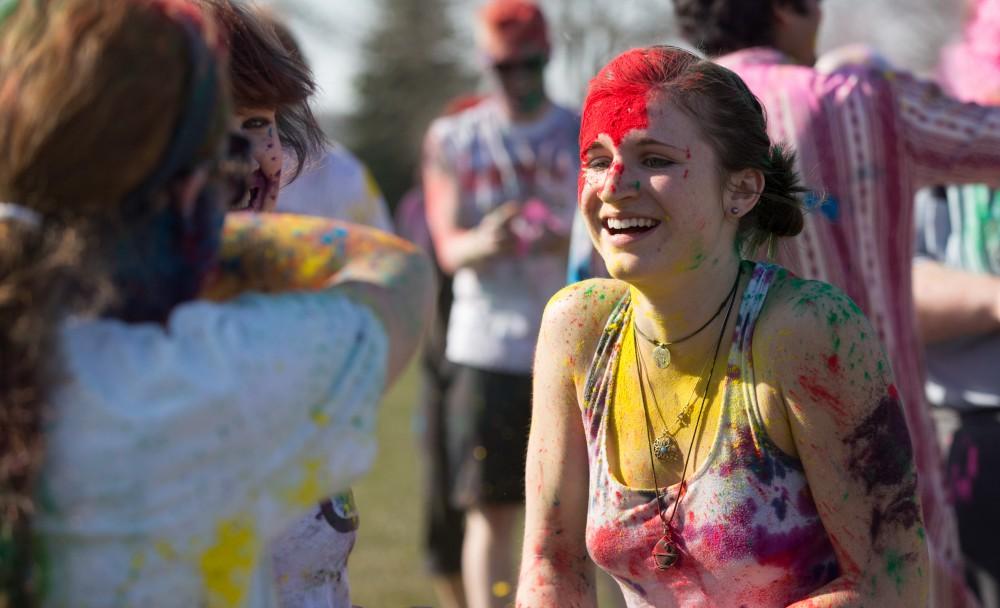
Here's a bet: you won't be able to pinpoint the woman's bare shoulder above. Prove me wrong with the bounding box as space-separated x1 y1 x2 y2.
539 279 628 373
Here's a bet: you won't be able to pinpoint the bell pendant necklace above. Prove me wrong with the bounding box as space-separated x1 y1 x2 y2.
633 268 743 370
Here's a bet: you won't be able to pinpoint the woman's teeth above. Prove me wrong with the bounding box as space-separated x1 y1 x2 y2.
606 217 658 231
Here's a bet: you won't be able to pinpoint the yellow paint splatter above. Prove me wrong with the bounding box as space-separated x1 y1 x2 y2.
282 458 326 509
311 410 331 427
492 580 512 597
363 168 384 200
198 516 259 608
155 540 178 560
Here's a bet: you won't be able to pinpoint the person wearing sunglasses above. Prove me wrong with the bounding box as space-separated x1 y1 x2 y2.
421 2 578 607
0 1 432 606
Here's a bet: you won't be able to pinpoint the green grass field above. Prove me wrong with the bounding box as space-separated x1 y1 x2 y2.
349 362 623 607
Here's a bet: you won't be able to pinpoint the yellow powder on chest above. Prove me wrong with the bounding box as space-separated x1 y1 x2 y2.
607 319 728 489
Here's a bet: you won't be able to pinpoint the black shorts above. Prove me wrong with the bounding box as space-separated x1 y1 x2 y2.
444 364 533 508
418 355 465 575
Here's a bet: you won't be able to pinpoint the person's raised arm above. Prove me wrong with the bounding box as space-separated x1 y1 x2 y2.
891 72 1000 189
516 283 607 608
421 123 520 274
759 279 929 607
205 212 434 383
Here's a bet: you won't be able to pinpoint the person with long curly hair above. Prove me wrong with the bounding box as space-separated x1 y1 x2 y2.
0 1 432 605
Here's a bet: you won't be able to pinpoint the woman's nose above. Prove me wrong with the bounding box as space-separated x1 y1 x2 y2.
599 161 639 203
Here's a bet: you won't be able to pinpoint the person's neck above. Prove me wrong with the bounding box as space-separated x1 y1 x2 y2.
500 94 551 124
629 251 744 370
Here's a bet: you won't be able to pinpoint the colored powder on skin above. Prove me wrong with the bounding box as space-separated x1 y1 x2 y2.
826 354 840 375
797 375 848 418
844 392 921 544
845 393 913 493
884 550 908 594
578 49 658 193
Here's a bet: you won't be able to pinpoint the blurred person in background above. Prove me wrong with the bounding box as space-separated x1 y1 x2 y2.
421 1 578 606
266 10 394 233
397 94 486 608
914 0 1000 603
203 1 396 605
648 1 1000 603
0 0 432 606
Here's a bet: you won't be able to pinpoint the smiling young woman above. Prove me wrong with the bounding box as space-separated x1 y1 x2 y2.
516 45 928 607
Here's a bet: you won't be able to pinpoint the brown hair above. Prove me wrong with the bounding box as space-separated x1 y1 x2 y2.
583 45 804 254
204 0 325 181
673 0 811 57
0 0 228 601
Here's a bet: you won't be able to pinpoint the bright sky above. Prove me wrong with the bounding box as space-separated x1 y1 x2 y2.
259 0 376 115
259 0 961 116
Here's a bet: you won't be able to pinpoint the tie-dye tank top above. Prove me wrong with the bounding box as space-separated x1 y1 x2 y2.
583 262 840 607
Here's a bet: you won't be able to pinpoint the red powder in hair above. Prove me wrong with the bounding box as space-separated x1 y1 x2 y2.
578 50 660 198
579 73 651 160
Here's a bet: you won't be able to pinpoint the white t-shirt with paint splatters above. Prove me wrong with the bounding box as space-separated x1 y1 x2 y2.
35 291 387 608
278 144 394 233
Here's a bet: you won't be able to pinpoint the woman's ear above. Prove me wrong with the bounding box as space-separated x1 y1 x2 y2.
724 168 765 219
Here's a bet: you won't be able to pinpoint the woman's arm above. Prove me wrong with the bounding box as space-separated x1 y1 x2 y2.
516 282 613 608
759 278 929 607
204 212 434 382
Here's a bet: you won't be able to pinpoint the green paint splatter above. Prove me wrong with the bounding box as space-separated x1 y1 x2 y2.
842 491 850 502
885 550 907 594
687 253 706 270
916 527 925 541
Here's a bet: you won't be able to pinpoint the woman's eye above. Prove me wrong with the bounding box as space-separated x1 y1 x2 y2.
241 117 271 130
643 156 675 169
586 157 612 171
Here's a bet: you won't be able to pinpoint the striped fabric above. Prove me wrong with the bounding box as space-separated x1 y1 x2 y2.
717 46 1000 606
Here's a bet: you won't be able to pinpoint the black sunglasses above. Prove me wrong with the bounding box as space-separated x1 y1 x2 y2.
492 55 546 76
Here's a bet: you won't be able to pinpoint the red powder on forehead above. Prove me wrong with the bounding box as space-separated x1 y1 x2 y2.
580 47 703 159
579 78 650 161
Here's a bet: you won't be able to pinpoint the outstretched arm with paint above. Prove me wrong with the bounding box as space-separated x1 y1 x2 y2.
756 275 930 607
205 212 434 382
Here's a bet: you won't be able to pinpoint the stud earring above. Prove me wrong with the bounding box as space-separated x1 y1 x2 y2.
730 207 740 215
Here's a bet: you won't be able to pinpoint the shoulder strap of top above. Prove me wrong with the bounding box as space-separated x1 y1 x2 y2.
583 292 631 412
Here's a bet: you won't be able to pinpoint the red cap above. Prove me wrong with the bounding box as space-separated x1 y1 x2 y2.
478 0 550 58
